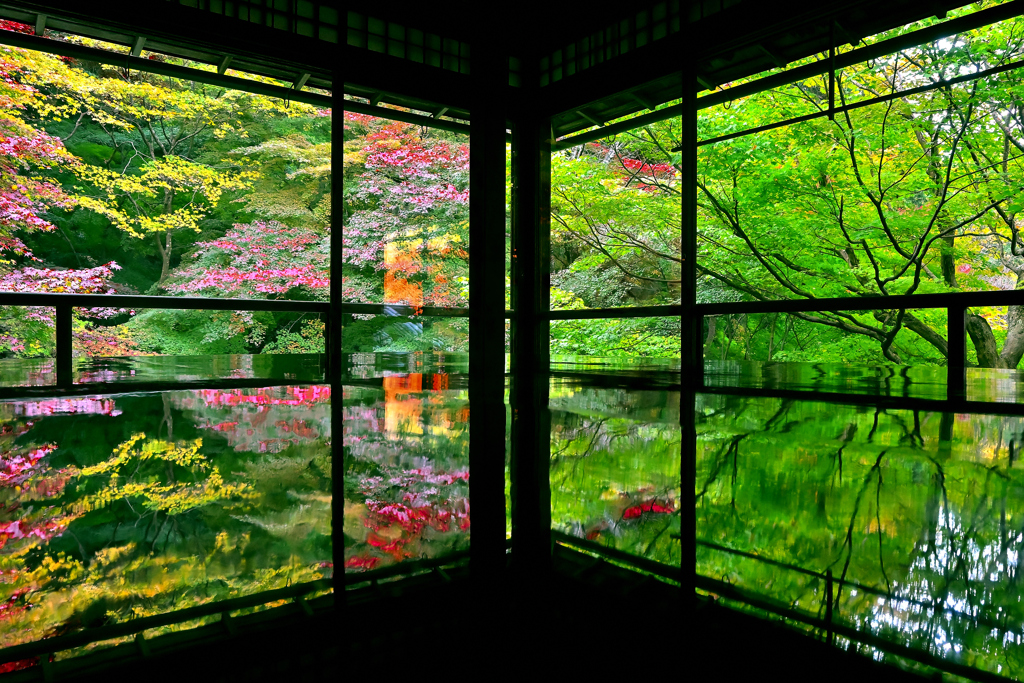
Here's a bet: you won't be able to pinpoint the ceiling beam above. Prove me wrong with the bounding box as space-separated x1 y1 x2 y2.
575 110 604 127
0 29 331 107
758 43 787 69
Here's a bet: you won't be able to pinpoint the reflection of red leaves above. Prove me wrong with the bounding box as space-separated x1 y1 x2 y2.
366 532 408 561
622 499 675 520
0 444 55 486
343 556 380 571
0 518 67 549
0 657 39 674
195 385 330 408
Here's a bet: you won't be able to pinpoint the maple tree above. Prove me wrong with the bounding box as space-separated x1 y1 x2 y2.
342 110 469 308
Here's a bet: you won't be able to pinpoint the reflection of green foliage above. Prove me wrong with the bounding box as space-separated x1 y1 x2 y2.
550 383 681 564
342 316 469 353
697 395 1024 678
550 316 680 358
124 309 258 354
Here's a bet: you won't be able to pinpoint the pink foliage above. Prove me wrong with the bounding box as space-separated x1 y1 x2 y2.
165 221 328 296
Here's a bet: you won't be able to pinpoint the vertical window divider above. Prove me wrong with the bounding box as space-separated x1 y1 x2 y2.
56 303 73 388
329 64 343 605
947 305 967 402
828 20 836 121
681 36 699 599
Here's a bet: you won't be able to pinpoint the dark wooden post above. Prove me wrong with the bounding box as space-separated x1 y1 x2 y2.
469 39 510 578
681 52 699 597
825 568 835 645
55 303 72 388
510 83 552 578
947 306 966 401
330 64 343 621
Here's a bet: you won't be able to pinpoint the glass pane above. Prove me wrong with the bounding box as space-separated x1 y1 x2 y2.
341 313 468 353
0 386 332 649
964 306 1024 403
344 350 468 381
550 376 680 566
551 111 681 310
506 140 512 311
343 373 470 572
697 394 1024 679
703 309 948 399
550 316 680 360
342 109 469 307
0 307 55 387
71 308 325 385
0 41 331 374
700 7 1018 133
698 70 1021 307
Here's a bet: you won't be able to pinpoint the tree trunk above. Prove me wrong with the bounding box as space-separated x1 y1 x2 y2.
703 316 716 357
966 313 1002 368
156 229 172 285
1000 302 1024 368
900 312 949 358
940 234 958 288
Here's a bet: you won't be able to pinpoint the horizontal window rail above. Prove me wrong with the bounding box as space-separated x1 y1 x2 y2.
0 291 330 313
0 578 333 668
343 302 469 317
698 55 1024 147
0 377 327 401
697 383 1024 416
554 1 1024 152
0 291 474 317
694 290 1024 316
0 292 475 390
551 529 682 584
694 0 1024 112
0 31 332 107
691 290 1024 402
555 530 1015 681
342 548 471 587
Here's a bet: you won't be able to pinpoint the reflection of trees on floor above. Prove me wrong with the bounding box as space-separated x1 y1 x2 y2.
549 382 681 565
697 395 1024 677
343 373 470 572
0 386 332 658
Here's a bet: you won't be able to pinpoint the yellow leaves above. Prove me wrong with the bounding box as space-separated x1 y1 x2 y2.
77 434 252 516
91 544 137 568
76 155 253 237
36 552 85 583
343 140 366 168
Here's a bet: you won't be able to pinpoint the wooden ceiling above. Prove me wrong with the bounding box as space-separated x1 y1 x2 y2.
0 0 1009 140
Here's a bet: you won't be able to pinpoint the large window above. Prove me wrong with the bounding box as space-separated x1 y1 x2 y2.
692 6 1024 680
0 27 335 657
547 117 682 570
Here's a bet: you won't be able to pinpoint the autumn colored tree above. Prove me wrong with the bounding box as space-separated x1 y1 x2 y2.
342 110 469 308
13 45 312 287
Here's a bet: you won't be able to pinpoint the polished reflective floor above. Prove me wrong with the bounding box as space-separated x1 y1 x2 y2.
0 382 333 659
3 353 1024 679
